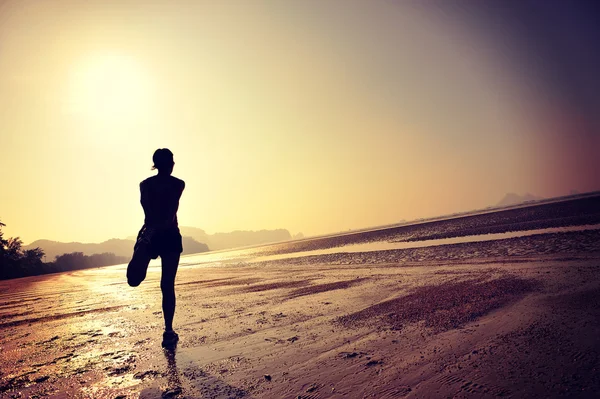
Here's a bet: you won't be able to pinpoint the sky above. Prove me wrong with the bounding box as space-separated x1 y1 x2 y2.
1 0 599 244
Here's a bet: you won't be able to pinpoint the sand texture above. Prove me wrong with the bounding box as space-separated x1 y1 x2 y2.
1 197 600 398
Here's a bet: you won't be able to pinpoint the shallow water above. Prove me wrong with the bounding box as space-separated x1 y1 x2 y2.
175 223 600 267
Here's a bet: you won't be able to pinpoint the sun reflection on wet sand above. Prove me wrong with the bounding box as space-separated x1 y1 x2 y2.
163 348 183 397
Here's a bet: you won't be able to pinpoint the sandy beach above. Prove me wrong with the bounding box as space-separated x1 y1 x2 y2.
2 198 600 398
3 1 600 397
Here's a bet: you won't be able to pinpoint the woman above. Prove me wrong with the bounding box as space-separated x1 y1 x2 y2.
131 148 185 347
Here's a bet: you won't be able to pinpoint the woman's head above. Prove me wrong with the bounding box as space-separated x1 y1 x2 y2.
152 148 174 174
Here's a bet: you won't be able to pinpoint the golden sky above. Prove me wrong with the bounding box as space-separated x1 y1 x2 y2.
1 1 598 243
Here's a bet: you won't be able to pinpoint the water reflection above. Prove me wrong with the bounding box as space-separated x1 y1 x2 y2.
163 346 183 397
155 344 252 398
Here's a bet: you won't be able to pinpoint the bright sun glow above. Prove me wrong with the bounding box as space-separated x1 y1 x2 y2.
68 54 151 123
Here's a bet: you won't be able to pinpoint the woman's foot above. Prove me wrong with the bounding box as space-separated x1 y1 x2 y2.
161 330 179 348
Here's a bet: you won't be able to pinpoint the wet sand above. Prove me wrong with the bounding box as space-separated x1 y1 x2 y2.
2 216 600 397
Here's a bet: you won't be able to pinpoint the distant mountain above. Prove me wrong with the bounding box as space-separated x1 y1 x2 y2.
25 227 294 260
179 227 293 251
25 236 209 261
181 237 210 255
497 193 543 208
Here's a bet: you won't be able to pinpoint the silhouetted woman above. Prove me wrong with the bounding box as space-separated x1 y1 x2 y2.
136 148 185 347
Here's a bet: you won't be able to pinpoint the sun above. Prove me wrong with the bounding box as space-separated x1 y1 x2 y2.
68 54 152 123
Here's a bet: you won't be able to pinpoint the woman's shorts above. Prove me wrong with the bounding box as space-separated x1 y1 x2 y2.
137 226 183 259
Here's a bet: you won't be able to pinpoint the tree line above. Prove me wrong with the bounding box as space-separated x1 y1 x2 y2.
0 220 128 280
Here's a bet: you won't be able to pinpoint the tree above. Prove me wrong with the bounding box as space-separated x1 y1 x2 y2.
0 220 45 279
5 237 24 261
0 219 123 279
0 220 7 257
54 252 86 271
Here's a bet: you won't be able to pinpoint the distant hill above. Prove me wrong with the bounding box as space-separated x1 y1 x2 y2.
24 239 135 261
178 227 293 251
497 193 544 207
25 236 209 261
25 227 294 260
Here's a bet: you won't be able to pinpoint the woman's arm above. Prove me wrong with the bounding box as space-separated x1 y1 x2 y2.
140 182 151 220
